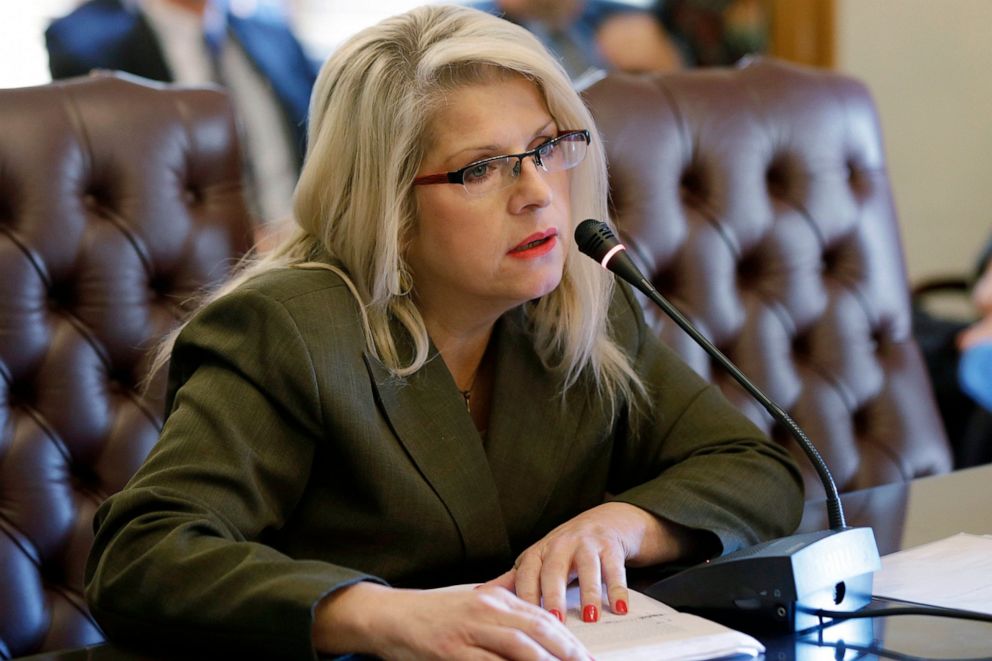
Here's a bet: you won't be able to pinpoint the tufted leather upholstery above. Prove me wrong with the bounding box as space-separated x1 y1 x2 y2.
0 72 252 658
583 58 953 500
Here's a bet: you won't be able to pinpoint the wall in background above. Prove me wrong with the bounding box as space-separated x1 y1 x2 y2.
836 0 992 284
768 0 834 68
0 1 76 88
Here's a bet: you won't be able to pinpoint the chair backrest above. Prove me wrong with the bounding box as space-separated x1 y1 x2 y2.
582 58 953 500
0 72 252 658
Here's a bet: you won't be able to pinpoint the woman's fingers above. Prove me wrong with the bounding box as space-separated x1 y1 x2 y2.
510 529 625 623
601 546 630 615
501 502 678 623
474 587 591 660
468 623 559 661
481 568 517 592
475 603 590 660
574 545 603 622
512 550 544 607
537 551 571 622
373 585 591 660
515 534 586 621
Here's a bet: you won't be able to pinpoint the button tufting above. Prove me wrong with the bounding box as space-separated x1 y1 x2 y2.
40 558 67 585
736 253 761 288
68 460 101 492
679 167 708 203
852 407 871 436
766 160 790 198
48 280 75 311
8 378 35 409
148 272 173 297
822 246 840 275
869 327 885 353
651 270 678 298
846 161 871 198
108 367 134 391
83 185 109 211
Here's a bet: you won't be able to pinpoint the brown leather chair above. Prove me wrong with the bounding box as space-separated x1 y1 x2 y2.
583 58 953 500
0 72 252 658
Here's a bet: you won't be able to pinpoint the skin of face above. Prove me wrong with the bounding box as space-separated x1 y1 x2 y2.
408 76 573 331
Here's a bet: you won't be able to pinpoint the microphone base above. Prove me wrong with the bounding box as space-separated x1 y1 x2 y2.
644 527 880 633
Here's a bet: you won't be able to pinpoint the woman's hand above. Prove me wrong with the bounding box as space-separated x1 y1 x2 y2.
482 503 712 624
312 581 592 660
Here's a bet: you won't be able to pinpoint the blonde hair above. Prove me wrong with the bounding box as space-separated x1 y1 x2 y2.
150 5 643 413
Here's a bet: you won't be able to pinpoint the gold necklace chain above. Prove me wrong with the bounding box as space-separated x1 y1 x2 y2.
458 368 479 413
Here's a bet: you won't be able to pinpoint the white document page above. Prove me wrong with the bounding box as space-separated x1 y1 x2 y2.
872 532 992 615
563 586 764 661
436 584 764 660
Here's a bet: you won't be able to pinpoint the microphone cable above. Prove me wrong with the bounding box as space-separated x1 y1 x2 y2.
810 604 992 625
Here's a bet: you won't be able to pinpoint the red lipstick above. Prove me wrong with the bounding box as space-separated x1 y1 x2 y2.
508 228 559 259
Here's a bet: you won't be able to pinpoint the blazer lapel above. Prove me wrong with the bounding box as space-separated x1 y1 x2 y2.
484 313 592 544
364 352 512 564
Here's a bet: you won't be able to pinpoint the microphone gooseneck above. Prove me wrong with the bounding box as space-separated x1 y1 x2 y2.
579 220 879 635
575 219 847 531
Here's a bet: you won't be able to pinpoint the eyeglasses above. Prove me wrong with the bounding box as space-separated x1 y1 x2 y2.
413 129 590 197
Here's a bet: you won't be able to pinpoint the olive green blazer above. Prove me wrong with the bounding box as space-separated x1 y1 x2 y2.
85 266 802 659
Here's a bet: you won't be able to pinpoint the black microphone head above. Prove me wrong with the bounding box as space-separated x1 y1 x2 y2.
574 219 620 262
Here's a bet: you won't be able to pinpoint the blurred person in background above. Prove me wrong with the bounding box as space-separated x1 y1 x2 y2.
958 239 992 354
914 236 992 468
468 0 684 85
653 0 768 67
955 239 992 464
46 0 318 233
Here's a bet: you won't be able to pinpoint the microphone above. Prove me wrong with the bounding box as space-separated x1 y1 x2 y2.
575 218 880 633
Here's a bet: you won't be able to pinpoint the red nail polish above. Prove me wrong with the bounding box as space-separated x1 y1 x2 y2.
582 604 598 623
615 599 628 615
548 608 563 623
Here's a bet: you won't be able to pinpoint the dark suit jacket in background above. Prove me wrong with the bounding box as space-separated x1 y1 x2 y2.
44 0 317 164
85 266 803 659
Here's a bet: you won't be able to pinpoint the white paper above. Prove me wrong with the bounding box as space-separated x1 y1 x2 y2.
564 587 763 660
872 532 992 615
436 584 763 660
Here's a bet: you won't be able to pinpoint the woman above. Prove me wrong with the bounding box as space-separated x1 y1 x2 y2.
84 5 803 659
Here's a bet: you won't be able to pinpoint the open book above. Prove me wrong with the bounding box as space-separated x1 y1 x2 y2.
442 584 763 660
